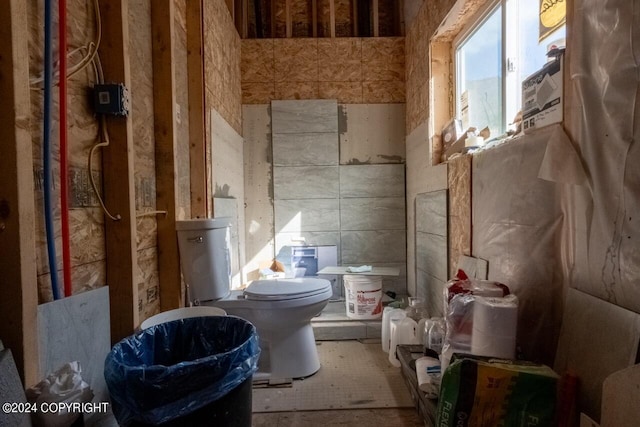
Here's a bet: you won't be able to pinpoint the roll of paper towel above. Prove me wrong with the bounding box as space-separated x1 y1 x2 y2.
471 295 518 359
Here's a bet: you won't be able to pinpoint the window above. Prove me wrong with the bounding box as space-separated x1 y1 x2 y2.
455 0 566 138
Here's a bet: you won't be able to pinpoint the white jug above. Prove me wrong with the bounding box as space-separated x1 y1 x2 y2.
389 316 420 367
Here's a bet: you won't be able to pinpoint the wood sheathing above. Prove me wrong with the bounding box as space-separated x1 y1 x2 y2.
241 37 405 104
25 0 197 325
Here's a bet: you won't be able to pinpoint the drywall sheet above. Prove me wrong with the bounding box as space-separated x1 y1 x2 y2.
38 287 110 424
554 288 640 422
472 128 564 366
338 104 406 165
415 190 448 316
565 0 640 315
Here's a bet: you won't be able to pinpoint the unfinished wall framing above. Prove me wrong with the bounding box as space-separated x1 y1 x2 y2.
238 0 403 39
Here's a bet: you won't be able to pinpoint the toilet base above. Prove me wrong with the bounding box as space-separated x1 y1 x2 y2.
256 322 321 380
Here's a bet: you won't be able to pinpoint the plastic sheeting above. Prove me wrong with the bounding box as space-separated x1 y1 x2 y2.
104 316 260 426
564 0 640 314
472 126 566 366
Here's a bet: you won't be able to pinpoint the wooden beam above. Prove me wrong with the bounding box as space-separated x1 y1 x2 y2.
242 0 248 38
270 0 276 37
97 0 139 343
352 0 358 37
225 0 234 19
186 0 207 218
372 0 379 37
312 0 317 37
285 0 291 37
151 0 182 311
0 0 38 386
329 0 336 37
429 41 453 165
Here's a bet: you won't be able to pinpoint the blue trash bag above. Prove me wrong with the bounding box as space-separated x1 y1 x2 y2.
104 316 260 426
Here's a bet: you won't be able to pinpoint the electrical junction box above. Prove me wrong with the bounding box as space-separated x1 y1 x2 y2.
93 83 130 116
522 53 564 133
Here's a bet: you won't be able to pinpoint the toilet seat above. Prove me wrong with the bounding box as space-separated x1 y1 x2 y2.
244 278 332 301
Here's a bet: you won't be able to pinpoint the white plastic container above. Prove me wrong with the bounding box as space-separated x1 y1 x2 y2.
389 317 420 367
344 274 383 320
415 354 441 398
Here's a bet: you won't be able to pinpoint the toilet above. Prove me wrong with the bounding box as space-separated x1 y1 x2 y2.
176 218 332 380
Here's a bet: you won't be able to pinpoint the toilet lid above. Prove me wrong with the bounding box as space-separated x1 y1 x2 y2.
244 278 331 301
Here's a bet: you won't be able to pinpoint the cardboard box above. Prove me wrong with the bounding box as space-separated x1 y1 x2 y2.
522 54 564 133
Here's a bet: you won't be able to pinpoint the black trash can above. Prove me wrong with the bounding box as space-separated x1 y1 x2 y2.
104 316 260 427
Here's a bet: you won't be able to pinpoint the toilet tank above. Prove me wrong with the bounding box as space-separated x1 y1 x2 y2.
176 218 232 303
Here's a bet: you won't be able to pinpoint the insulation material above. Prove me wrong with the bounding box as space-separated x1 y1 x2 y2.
563 0 640 315
472 127 564 366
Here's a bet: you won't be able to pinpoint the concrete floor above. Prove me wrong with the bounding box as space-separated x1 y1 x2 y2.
252 408 424 426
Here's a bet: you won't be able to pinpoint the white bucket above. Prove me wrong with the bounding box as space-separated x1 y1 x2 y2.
344 274 383 320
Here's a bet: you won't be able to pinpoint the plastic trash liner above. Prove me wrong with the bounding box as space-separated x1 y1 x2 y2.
104 316 260 426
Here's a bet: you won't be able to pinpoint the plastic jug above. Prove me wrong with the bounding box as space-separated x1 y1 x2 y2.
389 317 420 367
381 307 405 353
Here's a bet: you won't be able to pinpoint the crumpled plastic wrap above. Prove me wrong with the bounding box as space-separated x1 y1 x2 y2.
26 361 94 427
442 271 511 355
104 316 260 426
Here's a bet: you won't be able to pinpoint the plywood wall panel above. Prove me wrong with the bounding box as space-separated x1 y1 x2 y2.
448 154 472 278
242 37 404 105
242 39 275 82
204 0 242 134
363 80 405 103
319 82 363 103
362 38 405 81
29 0 108 302
275 81 320 100
242 81 277 104
291 0 313 37
318 39 362 82
137 247 160 323
274 38 319 82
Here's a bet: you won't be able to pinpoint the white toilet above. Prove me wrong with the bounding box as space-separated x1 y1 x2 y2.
176 218 332 380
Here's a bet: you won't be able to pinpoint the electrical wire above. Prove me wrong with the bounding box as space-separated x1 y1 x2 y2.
88 116 121 222
43 0 61 300
59 0 72 297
